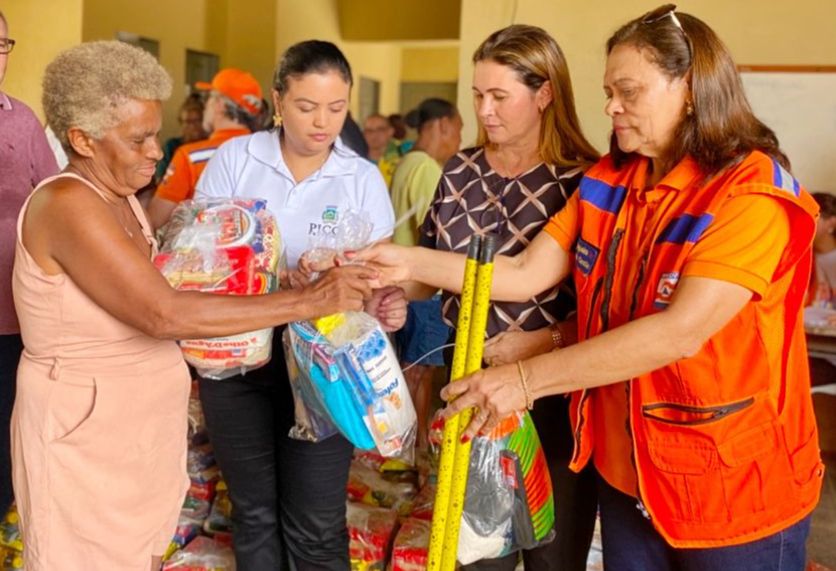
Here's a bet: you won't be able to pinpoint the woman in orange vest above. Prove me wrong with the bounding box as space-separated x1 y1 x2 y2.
354 4 823 569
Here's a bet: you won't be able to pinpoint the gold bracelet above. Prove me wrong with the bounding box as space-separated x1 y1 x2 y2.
516 360 534 410
549 322 566 349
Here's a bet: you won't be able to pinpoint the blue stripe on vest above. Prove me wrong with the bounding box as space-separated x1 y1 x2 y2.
771 158 800 197
579 176 627 215
656 213 714 245
188 147 218 164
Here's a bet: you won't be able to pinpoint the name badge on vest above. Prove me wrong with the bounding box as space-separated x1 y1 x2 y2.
654 272 680 309
575 236 600 276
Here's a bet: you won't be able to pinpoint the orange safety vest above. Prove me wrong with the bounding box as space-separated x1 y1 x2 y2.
568 151 824 548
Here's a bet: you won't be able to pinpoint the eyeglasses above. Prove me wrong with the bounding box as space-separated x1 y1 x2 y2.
640 4 692 61
0 39 16 55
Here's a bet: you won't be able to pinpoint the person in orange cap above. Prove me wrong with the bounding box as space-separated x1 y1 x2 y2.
148 68 264 229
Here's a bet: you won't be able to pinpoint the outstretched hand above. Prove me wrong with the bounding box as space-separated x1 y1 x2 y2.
346 242 412 287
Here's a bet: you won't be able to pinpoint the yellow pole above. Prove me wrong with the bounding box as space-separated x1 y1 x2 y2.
427 235 482 571
439 234 497 570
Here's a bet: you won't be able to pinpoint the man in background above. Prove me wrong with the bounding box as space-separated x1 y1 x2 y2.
363 113 401 187
0 9 59 514
148 68 263 229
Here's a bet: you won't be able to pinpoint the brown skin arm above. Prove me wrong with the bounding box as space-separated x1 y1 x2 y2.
23 179 375 339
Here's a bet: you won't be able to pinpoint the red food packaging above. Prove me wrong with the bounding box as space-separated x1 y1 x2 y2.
391 518 430 571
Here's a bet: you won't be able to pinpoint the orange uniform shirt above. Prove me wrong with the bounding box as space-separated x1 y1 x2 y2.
544 156 791 496
155 128 250 203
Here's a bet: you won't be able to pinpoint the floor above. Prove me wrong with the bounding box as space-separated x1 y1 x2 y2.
808 393 836 570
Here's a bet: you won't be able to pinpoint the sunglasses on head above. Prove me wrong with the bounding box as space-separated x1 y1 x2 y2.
641 4 692 61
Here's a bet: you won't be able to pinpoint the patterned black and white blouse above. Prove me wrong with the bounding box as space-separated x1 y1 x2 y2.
419 146 584 339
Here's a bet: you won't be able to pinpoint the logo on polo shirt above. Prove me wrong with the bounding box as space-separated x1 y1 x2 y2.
309 205 340 236
322 205 339 223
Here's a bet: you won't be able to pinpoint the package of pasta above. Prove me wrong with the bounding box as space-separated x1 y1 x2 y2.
155 198 282 379
431 412 556 564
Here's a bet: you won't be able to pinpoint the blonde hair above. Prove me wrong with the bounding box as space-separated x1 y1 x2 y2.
43 40 172 151
472 25 599 169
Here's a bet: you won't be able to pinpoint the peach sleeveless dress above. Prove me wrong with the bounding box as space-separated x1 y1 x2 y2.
10 173 190 570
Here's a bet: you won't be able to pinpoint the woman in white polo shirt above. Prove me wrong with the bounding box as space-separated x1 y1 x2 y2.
196 40 400 571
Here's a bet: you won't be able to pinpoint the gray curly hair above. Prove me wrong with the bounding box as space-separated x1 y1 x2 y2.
43 40 172 151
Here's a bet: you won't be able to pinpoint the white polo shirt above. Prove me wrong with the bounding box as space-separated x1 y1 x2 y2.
196 130 395 267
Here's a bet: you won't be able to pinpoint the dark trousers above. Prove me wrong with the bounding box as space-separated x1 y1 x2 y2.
0 334 22 515
199 330 354 571
462 395 599 571
598 475 811 571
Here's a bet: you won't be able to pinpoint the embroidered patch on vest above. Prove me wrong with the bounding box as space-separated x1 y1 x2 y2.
654 272 680 309
575 237 600 276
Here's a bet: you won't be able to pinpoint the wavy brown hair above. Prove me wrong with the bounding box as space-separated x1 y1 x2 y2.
473 25 599 169
606 6 789 176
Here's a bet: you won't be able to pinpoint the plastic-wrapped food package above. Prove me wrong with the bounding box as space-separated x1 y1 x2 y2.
391 518 431 571
409 484 435 521
0 507 21 553
0 546 23 571
285 211 416 458
430 412 556 564
287 314 417 458
162 536 235 570
181 494 211 522
155 199 282 379
346 502 399 571
163 516 204 561
282 327 339 443
203 481 233 539
346 462 417 517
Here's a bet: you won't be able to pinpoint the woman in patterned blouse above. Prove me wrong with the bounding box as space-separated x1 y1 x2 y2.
414 25 601 571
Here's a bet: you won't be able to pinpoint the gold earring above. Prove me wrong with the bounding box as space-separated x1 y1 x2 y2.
686 102 694 116
273 113 283 127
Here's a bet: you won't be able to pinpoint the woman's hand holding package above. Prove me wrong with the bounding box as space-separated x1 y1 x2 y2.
364 286 408 332
440 365 527 441
302 265 377 315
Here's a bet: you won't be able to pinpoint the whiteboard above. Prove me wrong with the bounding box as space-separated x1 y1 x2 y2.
740 71 836 192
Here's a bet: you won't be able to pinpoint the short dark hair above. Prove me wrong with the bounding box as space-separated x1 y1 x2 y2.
607 6 790 177
273 40 352 96
404 98 457 132
813 193 836 219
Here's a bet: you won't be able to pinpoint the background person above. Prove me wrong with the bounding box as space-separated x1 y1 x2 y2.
147 68 264 229
358 6 823 570
154 93 207 183
12 40 377 571
195 40 404 571
363 112 401 187
0 8 59 517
